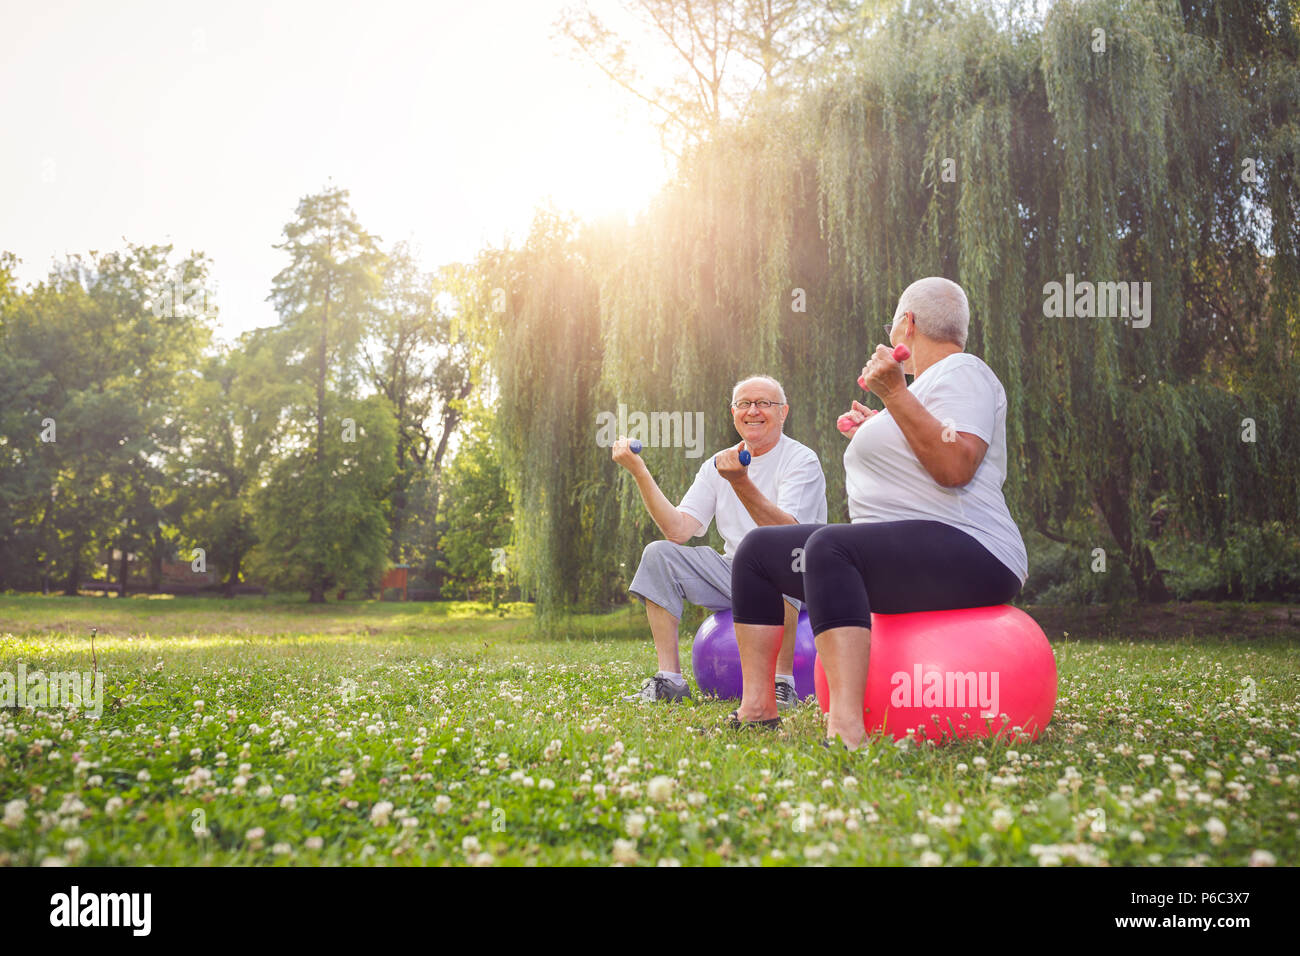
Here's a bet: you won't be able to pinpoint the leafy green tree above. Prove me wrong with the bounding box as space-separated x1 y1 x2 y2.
172 343 272 595
484 0 1300 607
436 417 514 601
256 186 393 601
0 245 212 593
248 394 397 598
362 242 473 569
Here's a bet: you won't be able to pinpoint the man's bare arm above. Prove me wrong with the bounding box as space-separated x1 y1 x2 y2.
612 437 703 543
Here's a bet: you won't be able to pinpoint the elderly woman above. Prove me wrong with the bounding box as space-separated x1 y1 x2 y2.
728 277 1027 748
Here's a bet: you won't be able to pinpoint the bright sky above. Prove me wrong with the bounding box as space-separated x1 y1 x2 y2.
1 0 674 338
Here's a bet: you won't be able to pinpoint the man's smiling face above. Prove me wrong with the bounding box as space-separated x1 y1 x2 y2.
730 379 788 452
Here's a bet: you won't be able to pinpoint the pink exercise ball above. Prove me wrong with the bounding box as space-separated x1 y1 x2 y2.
812 605 1057 743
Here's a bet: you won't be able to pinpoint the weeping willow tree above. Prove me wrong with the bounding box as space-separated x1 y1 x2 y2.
455 208 627 620
472 0 1299 613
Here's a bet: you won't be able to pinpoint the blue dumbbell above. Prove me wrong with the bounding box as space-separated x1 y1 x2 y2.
629 439 642 454
713 448 751 468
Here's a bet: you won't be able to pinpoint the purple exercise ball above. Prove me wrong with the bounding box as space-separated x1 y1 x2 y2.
691 608 817 700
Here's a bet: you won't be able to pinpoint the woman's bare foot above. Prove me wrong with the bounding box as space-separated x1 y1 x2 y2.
826 720 866 751
735 699 779 722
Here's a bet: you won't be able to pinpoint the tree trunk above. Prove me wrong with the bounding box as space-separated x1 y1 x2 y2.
118 541 130 596
150 528 164 591
1094 472 1171 603
223 551 242 597
64 536 82 595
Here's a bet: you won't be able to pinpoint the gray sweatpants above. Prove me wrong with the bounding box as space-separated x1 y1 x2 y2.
628 539 799 619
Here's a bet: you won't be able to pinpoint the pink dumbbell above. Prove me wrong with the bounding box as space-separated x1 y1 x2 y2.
856 344 911 390
841 344 911 432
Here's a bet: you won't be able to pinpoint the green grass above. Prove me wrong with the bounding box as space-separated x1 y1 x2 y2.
1 594 1297 866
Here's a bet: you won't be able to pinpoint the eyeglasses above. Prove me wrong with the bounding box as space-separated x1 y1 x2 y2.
732 400 784 411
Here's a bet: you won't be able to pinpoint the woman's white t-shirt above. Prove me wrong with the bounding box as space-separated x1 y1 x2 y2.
843 352 1028 583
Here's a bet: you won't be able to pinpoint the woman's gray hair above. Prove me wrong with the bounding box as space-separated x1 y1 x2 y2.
893 277 970 348
731 375 787 405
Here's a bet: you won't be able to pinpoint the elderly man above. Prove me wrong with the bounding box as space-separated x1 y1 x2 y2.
611 376 827 704
728 278 1028 745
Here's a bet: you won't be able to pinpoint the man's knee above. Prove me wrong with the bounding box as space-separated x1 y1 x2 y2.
638 538 682 573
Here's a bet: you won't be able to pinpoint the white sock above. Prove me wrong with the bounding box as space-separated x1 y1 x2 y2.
775 673 795 686
656 671 686 685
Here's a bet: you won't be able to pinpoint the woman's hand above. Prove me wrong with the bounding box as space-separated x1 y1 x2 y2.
837 400 878 438
860 344 908 403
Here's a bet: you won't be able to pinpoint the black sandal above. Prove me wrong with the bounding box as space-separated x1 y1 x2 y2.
726 710 781 730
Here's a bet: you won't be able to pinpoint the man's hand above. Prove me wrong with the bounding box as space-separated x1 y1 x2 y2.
611 435 647 475
714 441 750 483
838 400 879 438
860 344 908 402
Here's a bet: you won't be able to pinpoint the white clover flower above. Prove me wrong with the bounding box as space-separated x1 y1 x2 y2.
1249 849 1275 867
461 835 481 854
305 836 324 851
1129 830 1146 844
909 833 930 848
2 799 26 828
136 769 151 783
434 795 451 814
256 785 273 798
625 813 647 838
612 839 638 864
370 801 394 827
991 807 1014 832
538 778 555 791
919 851 943 867
280 794 297 810
245 827 266 846
842 776 859 789
647 776 673 802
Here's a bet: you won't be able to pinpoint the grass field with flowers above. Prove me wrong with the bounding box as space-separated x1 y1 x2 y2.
1 594 1297 867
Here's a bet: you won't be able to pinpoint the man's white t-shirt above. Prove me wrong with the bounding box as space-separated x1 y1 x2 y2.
678 434 827 557
843 352 1028 583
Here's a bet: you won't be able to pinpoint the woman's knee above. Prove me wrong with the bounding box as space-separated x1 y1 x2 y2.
733 525 793 571
803 524 858 575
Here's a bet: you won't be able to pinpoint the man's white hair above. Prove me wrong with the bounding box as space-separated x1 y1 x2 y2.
731 375 787 405
893 277 970 348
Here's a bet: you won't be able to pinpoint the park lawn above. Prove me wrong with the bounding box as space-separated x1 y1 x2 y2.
0 594 1296 867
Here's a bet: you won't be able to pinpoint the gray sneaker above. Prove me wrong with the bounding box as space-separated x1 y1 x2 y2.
775 679 799 711
624 675 693 703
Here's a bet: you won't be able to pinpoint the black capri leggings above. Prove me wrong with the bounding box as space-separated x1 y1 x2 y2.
732 520 1021 636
